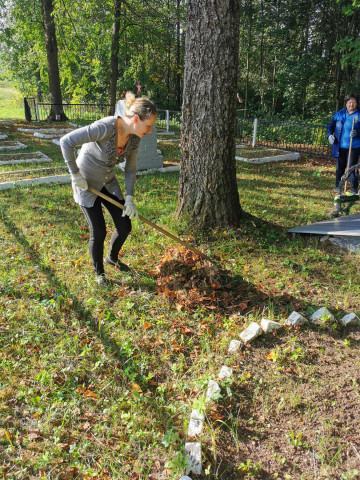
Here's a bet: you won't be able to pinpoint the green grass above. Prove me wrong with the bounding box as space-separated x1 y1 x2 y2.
0 122 360 479
0 80 24 120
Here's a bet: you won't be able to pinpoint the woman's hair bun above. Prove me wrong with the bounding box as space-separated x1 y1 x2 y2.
125 92 136 109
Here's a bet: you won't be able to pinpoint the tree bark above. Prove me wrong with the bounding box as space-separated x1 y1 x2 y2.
108 0 122 115
42 0 67 120
176 0 242 229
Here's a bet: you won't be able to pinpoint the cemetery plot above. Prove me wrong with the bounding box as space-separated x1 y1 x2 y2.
0 151 52 165
236 146 300 163
0 141 27 151
17 127 74 134
0 166 70 190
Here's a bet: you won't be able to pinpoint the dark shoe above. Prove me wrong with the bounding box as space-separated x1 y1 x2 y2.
104 255 131 272
96 273 110 287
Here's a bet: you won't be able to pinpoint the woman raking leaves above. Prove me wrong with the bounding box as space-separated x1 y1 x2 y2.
60 92 157 286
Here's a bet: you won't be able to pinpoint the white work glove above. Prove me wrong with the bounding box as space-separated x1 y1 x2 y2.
350 130 357 138
122 195 139 220
71 172 88 190
328 134 335 145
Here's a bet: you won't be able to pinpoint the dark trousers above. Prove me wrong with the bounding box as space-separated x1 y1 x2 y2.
336 147 360 193
81 187 131 275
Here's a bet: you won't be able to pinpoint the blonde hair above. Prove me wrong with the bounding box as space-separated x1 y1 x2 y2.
124 92 157 120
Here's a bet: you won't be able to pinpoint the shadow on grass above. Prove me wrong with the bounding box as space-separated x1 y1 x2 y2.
0 204 140 369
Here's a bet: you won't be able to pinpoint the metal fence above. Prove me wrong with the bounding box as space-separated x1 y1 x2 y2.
157 109 181 133
24 99 331 157
237 117 331 157
27 100 182 132
35 102 114 123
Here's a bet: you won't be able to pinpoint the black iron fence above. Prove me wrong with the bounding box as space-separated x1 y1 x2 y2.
157 109 181 133
24 99 332 158
237 117 331 158
27 100 182 132
36 102 114 123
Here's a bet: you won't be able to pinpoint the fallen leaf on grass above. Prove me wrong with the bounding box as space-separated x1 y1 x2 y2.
143 321 154 330
84 390 97 399
131 383 143 394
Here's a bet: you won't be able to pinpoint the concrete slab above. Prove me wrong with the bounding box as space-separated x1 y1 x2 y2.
288 214 360 237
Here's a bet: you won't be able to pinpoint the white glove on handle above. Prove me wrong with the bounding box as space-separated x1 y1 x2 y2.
71 172 88 190
122 195 139 220
328 134 335 145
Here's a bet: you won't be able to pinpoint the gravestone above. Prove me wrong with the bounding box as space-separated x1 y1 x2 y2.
136 125 163 171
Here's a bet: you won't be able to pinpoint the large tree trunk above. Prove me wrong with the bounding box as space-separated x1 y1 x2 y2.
176 0 242 229
108 0 122 115
42 0 67 120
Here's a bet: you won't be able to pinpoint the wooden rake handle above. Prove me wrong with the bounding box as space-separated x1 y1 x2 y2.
345 117 356 193
87 186 215 265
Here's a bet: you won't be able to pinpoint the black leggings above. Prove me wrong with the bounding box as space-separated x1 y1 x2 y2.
81 187 131 275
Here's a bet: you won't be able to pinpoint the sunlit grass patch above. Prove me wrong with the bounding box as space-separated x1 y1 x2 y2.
1 121 360 479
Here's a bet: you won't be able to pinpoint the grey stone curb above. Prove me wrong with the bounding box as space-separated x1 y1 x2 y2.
0 151 52 165
135 165 180 175
0 174 70 191
157 138 180 143
236 151 300 164
34 132 66 139
17 127 74 134
0 141 27 151
182 306 359 476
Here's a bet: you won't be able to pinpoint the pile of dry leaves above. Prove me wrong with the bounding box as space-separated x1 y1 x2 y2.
152 246 252 313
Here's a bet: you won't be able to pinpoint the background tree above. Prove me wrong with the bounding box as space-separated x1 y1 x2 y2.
41 0 67 119
176 0 242 228
108 0 122 115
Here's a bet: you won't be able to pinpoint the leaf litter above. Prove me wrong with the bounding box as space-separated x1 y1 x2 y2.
152 246 255 313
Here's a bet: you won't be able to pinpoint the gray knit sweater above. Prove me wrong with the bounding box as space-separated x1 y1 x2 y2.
60 116 140 207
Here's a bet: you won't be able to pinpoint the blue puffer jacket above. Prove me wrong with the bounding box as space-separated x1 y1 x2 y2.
326 108 360 158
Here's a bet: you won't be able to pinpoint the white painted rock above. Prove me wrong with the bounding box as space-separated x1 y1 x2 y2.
218 365 232 381
228 339 243 353
239 322 262 343
185 442 202 474
206 380 221 401
261 318 282 333
0 134 8 140
310 307 334 324
339 312 360 326
286 311 307 326
179 477 192 480
187 409 204 437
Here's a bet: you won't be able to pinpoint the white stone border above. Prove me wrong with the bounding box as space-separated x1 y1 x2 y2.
0 174 70 191
157 131 175 136
236 151 300 164
0 151 52 165
17 127 74 134
157 138 180 143
0 141 27 151
33 132 66 139
181 306 359 476
136 165 180 175
0 134 8 140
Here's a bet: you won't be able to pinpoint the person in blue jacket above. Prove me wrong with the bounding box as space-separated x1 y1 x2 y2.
327 93 360 195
